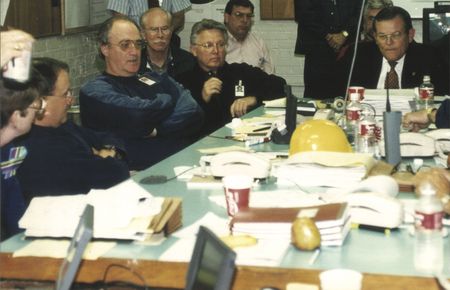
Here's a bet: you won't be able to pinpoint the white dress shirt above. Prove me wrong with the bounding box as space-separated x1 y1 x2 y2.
226 31 275 74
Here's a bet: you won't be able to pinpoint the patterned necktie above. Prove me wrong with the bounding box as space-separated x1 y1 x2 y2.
385 61 399 89
148 0 160 8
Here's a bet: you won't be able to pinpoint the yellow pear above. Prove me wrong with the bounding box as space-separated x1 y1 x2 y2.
291 217 321 251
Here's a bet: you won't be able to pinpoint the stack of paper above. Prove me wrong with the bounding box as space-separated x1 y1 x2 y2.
274 151 376 188
18 179 170 241
363 89 415 116
230 203 351 247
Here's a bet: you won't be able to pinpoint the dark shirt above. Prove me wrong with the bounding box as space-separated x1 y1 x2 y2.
175 62 286 137
294 0 361 54
1 142 27 240
16 121 130 201
139 47 196 79
436 99 450 129
80 71 204 170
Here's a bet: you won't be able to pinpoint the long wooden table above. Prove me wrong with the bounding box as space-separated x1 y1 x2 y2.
0 253 445 290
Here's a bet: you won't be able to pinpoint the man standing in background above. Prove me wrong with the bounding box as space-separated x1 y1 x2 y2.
294 0 361 99
224 0 274 74
139 7 195 78
362 0 394 41
107 0 191 47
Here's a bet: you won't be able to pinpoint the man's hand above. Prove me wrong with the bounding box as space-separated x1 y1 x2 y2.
402 110 430 132
325 33 346 52
230 97 257 118
92 147 117 158
202 77 222 103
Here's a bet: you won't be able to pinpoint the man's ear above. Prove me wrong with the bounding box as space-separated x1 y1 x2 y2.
408 28 415 43
224 13 229 25
100 44 110 57
190 45 197 57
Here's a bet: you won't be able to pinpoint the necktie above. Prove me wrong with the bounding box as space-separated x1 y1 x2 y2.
385 61 399 89
148 0 160 8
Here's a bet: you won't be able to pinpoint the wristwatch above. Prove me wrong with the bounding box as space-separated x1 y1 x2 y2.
426 107 437 123
341 30 349 37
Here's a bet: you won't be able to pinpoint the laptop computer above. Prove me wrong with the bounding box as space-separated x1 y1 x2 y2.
55 204 94 290
185 226 237 290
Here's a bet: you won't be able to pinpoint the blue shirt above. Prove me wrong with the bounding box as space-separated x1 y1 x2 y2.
1 143 27 240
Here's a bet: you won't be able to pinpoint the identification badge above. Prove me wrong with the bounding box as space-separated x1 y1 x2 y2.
235 80 245 97
139 76 156 86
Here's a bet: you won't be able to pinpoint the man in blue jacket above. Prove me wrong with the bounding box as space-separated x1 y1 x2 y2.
80 16 204 170
17 57 130 201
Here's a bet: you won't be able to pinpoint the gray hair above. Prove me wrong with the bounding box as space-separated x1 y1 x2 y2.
140 7 173 30
190 19 228 45
364 0 393 16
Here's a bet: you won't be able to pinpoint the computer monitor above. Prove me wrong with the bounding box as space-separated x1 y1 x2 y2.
422 6 450 44
55 204 94 290
185 226 237 290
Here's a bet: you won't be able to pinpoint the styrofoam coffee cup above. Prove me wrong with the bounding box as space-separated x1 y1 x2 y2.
222 175 253 217
3 42 32 82
319 268 363 290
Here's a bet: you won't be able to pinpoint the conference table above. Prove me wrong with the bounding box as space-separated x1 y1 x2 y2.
1 106 449 290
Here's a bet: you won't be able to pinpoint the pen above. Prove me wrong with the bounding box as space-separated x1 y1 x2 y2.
245 137 271 147
252 126 272 132
247 132 268 136
354 224 397 236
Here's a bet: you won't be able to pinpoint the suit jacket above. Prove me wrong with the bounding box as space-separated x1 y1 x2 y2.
350 41 447 95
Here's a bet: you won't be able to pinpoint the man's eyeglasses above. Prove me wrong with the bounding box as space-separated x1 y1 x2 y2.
194 42 227 51
28 98 47 116
108 39 147 51
145 26 171 35
376 31 404 42
232 12 254 19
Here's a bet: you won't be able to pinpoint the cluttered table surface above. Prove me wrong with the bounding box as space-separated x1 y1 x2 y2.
1 105 449 290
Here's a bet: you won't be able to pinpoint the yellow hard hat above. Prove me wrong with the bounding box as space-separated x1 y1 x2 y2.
289 119 352 155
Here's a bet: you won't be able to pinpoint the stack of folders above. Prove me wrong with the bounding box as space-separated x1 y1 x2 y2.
19 179 182 241
230 203 350 247
363 89 415 116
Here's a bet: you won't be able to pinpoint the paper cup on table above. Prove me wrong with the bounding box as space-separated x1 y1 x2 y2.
222 175 252 217
319 269 362 290
348 86 365 100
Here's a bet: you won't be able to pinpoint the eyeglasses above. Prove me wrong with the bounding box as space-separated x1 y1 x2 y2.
108 39 146 51
194 42 227 51
232 12 254 19
28 98 47 116
47 89 73 100
376 31 404 42
145 26 171 35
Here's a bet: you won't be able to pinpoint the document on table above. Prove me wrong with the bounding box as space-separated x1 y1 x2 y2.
19 179 163 240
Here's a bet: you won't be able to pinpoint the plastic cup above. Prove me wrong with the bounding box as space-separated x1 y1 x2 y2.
3 42 32 83
348 86 365 100
319 268 363 290
222 175 253 217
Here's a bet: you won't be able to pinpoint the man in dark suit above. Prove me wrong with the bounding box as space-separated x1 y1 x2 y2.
350 6 446 95
294 0 362 100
